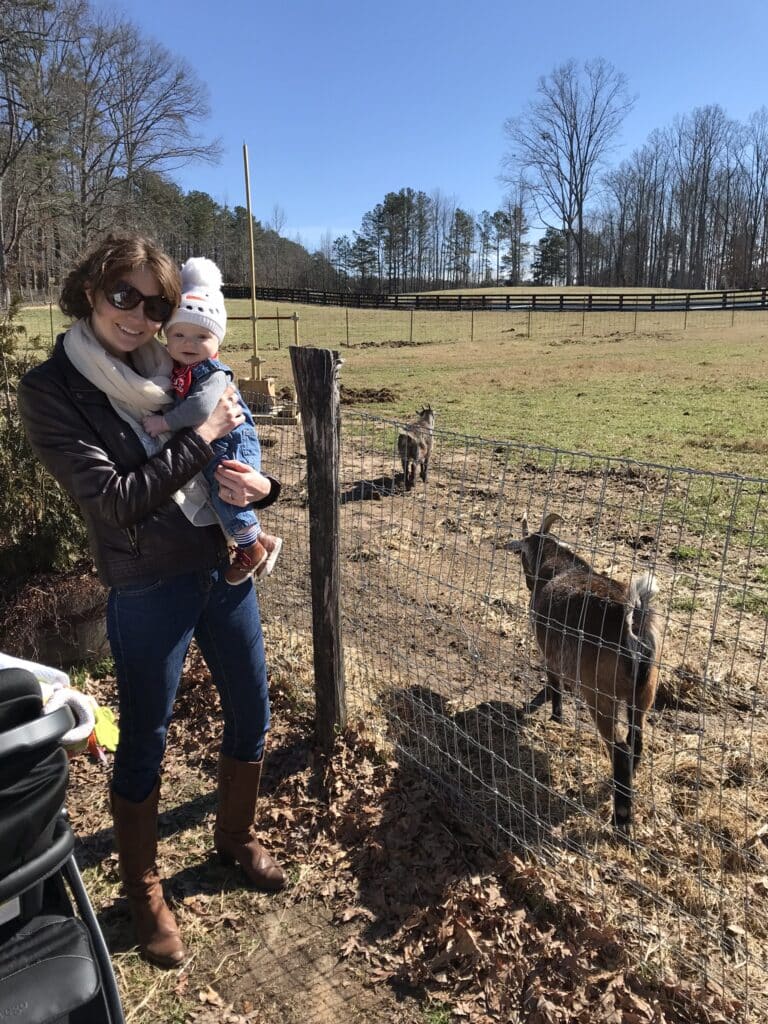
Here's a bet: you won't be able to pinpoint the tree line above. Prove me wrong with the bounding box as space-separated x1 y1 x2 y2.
505 62 768 289
1 4 766 298
0 0 338 301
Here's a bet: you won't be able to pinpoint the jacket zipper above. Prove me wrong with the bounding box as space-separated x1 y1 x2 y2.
126 526 139 557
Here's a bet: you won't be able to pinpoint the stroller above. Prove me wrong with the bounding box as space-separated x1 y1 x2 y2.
0 665 125 1023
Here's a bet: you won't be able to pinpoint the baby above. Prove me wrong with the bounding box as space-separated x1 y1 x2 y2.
143 257 281 586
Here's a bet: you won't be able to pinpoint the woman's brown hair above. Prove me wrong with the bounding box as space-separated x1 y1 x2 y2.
59 235 182 321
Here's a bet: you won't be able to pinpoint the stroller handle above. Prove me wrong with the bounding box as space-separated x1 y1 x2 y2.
0 814 75 903
0 705 76 760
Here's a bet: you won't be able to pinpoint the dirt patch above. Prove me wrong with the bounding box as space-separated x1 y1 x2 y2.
358 339 431 349
214 904 418 1024
340 385 397 404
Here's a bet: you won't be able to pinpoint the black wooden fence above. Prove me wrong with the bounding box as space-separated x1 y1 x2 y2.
223 284 768 313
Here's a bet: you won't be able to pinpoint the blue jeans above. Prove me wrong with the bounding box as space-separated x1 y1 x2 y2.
205 425 263 539
107 568 270 802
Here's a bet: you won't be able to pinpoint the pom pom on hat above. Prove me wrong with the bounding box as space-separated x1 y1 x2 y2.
165 256 227 341
180 257 223 291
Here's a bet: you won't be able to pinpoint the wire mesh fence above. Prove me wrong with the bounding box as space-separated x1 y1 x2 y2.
261 409 768 1019
224 300 768 349
252 419 312 668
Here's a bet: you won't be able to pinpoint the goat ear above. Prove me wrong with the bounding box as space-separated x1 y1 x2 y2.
521 515 529 537
540 512 562 534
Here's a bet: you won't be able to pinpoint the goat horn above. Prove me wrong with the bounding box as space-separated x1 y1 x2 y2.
540 512 562 534
521 514 529 537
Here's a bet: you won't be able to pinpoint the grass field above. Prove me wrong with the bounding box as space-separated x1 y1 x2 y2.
17 296 768 478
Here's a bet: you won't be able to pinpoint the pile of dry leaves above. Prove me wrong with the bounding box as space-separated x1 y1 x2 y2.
68 651 742 1023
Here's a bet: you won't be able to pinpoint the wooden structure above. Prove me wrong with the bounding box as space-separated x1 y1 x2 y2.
236 142 300 425
289 345 346 751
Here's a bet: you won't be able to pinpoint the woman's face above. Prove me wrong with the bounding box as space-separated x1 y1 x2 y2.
87 266 167 361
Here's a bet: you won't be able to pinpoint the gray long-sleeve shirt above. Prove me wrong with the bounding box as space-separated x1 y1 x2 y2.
162 370 228 431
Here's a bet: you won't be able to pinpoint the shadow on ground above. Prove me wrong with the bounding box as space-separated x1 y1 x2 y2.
341 472 405 502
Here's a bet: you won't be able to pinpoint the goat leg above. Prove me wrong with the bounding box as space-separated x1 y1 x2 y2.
523 673 563 722
628 703 645 771
546 672 563 722
612 741 634 834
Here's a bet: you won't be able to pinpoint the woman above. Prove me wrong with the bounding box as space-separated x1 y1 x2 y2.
18 235 285 970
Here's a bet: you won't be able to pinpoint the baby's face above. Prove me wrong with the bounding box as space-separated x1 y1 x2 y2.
165 323 219 365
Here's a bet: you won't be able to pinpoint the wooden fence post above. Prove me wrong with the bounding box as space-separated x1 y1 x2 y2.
289 346 346 752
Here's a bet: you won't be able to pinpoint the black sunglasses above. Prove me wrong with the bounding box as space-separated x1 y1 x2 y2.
105 282 174 323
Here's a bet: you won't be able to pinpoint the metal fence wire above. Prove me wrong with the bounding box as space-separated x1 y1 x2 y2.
260 410 768 1018
242 301 768 348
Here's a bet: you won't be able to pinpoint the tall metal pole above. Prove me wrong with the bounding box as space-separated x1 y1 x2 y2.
243 142 261 380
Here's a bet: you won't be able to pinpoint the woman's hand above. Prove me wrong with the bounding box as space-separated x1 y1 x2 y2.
194 386 244 444
216 459 272 506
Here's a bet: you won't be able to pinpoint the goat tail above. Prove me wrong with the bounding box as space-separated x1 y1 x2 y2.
625 571 660 690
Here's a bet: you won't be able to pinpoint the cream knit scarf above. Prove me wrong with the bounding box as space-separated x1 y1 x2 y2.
63 318 217 527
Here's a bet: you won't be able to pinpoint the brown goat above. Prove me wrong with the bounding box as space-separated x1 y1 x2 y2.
397 406 435 491
508 512 660 833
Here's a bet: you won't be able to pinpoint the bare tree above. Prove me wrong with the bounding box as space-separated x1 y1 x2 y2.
735 109 768 284
266 203 286 285
497 183 530 284
503 58 635 285
430 189 456 287
666 105 737 287
0 0 83 298
47 8 219 251
107 21 221 194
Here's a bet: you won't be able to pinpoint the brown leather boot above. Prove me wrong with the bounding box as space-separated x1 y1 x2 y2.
111 784 186 968
214 754 286 891
225 540 268 586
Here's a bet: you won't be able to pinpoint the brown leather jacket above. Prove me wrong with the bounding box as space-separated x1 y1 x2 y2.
18 335 257 587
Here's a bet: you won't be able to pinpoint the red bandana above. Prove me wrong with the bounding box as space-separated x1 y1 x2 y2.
171 363 193 397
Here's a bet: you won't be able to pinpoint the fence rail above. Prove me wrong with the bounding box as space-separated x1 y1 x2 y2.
222 283 768 313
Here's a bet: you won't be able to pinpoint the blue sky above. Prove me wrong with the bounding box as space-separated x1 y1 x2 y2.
96 0 768 251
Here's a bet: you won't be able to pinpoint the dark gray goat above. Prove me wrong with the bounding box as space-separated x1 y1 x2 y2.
397 406 435 490
508 512 660 833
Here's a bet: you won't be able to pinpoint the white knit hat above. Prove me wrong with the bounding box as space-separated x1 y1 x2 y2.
165 257 227 341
